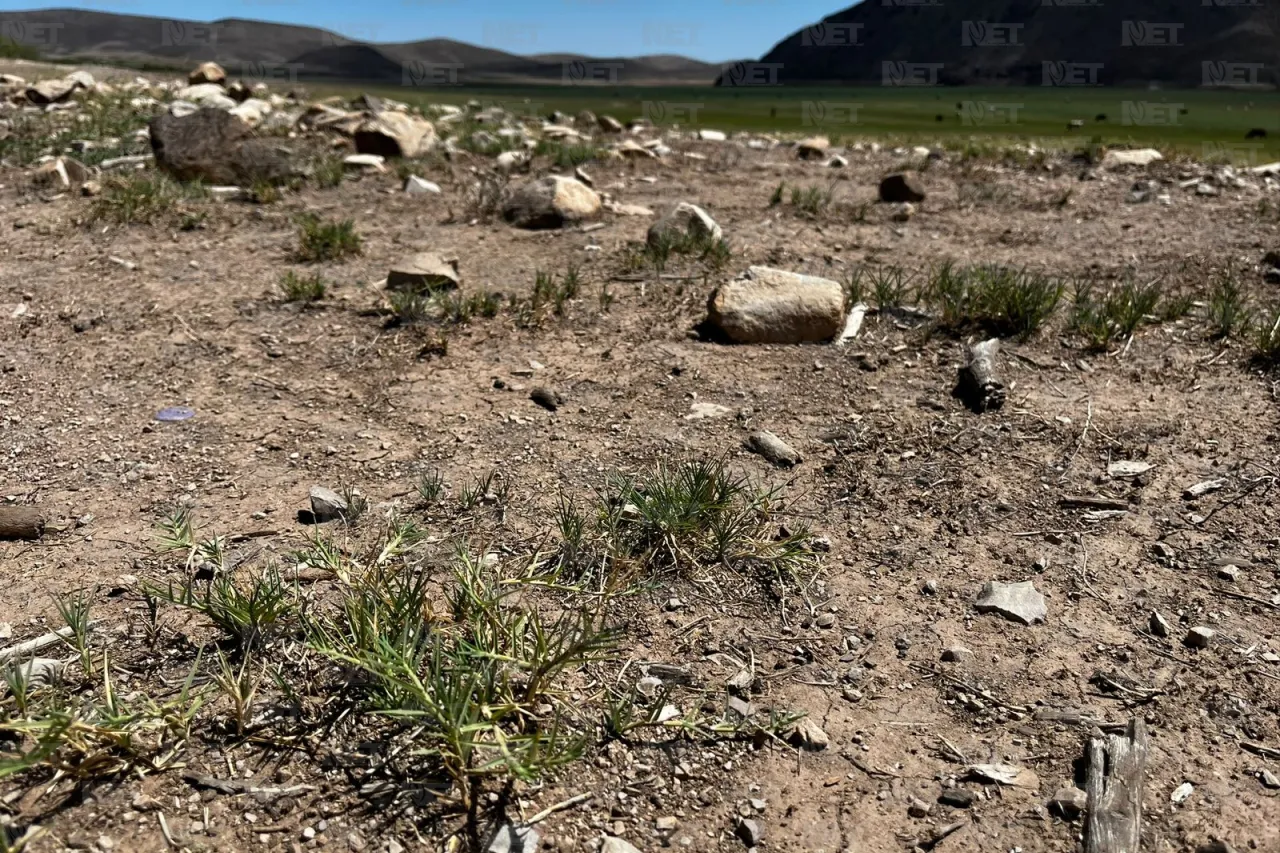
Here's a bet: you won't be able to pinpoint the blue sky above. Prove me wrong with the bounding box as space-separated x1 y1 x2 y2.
3 0 844 62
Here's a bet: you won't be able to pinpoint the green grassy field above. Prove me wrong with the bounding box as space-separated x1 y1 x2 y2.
317 81 1280 160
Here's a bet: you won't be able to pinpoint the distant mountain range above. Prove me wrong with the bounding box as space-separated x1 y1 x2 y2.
0 8 727 84
721 0 1280 87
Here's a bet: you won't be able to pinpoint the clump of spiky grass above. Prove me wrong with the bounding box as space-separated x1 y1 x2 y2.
1208 266 1252 339
279 270 327 303
294 214 361 262
549 458 817 590
87 174 203 226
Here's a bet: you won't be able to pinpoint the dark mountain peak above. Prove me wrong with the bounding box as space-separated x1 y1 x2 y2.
724 0 1277 87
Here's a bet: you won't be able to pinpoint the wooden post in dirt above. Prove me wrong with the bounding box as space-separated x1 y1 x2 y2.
1085 718 1149 853
0 506 44 541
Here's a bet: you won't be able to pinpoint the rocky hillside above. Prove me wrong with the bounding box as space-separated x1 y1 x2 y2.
723 0 1278 87
0 8 724 84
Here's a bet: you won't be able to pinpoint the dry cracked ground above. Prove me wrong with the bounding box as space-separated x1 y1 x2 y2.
3 82 1280 853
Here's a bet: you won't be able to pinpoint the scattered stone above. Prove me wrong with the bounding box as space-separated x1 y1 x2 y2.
404 176 441 194
344 153 386 172
386 253 460 293
601 839 641 853
973 580 1047 625
355 112 437 159
746 430 802 468
1048 787 1088 819
8 658 63 689
530 386 563 412
907 797 933 818
890 202 916 222
1102 148 1164 169
1260 769 1280 789
1108 460 1153 478
173 83 237 110
1196 842 1239 853
31 156 90 190
1183 479 1227 500
495 150 528 172
787 717 829 750
706 266 845 344
574 165 594 187
309 487 348 523
228 98 272 126
648 202 722 249
1196 182 1220 197
685 402 731 420
1149 611 1172 638
149 108 292 186
1153 542 1176 561
734 818 762 848
655 816 679 832
967 763 1039 788
815 612 837 628
1171 781 1194 803
1184 626 1215 648
879 172 927 203
503 176 601 229
1217 564 1240 582
597 114 623 133
486 822 539 853
698 128 727 142
604 201 654 217
941 647 974 663
795 136 830 160
188 62 227 86
937 789 975 809
0 505 44 541
827 155 848 168
25 77 82 105
616 139 658 159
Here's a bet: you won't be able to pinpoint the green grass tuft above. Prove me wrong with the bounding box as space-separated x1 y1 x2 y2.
294 214 361 262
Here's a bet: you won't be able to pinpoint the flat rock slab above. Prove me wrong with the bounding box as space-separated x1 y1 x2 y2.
309 486 348 523
386 252 459 292
974 580 1046 625
707 266 844 344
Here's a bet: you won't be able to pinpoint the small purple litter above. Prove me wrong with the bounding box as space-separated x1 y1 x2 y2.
155 406 195 422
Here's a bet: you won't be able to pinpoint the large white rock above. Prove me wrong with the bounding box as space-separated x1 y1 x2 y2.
796 136 831 160
228 98 272 127
386 252 460 292
503 176 601 229
648 202 722 248
354 112 436 158
26 77 80 105
707 267 845 344
1102 148 1164 169
698 129 727 142
188 62 226 86
173 83 236 110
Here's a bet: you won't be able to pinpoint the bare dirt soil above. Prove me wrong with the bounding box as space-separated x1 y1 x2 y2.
3 126 1280 853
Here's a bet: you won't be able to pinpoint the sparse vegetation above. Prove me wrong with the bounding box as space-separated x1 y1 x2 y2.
86 174 202 226
279 270 327 303
1252 310 1280 367
1068 275 1164 350
294 214 361 262
535 139 604 168
769 181 835 217
311 155 346 189
1208 266 1252 339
